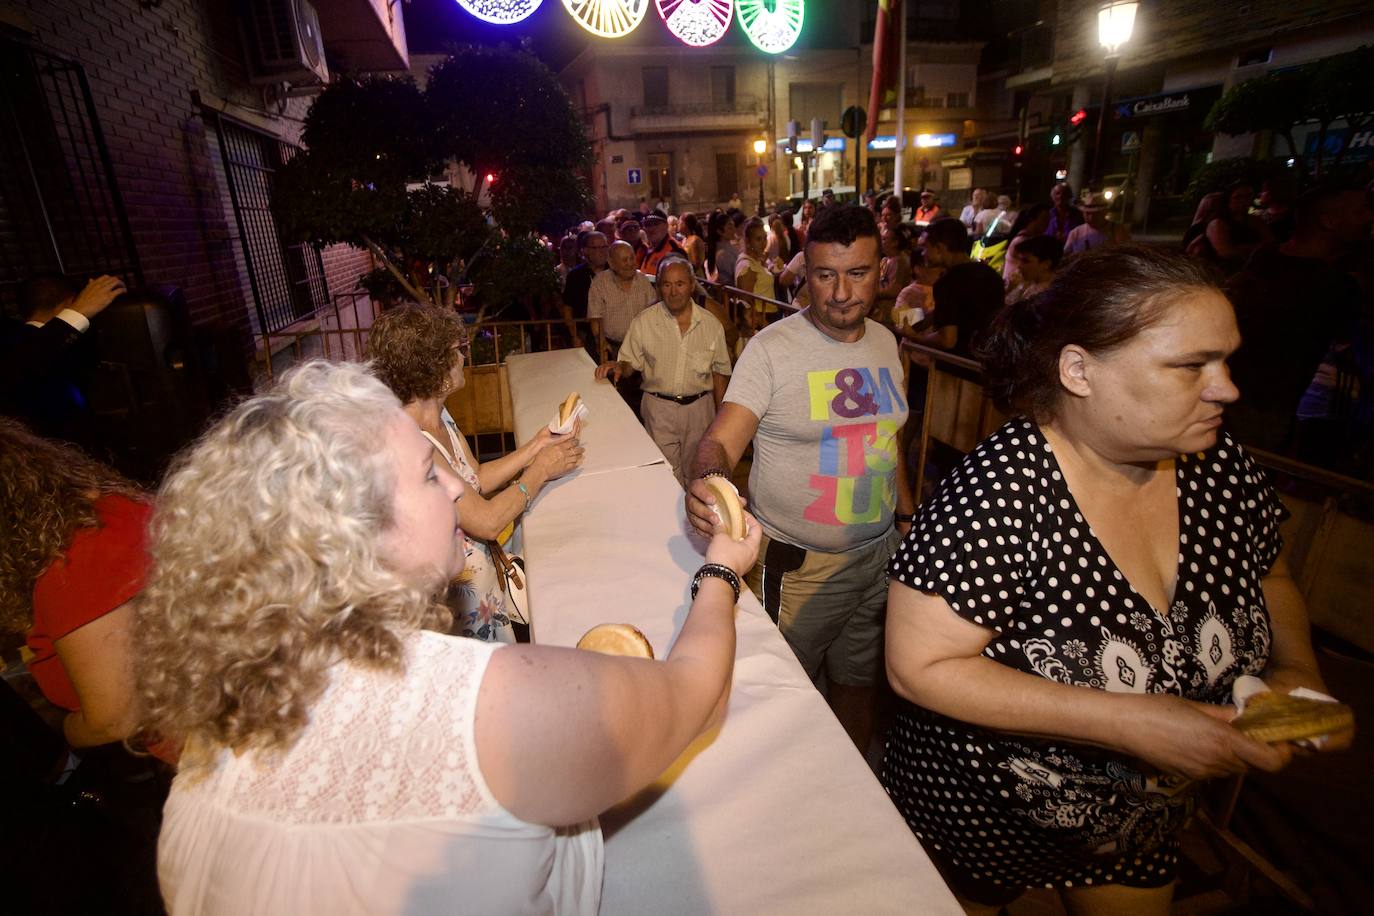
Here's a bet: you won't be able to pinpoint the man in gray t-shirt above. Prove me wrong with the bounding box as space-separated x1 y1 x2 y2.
686 205 914 753
725 314 907 551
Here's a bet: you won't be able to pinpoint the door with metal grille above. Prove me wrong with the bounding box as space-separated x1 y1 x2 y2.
0 38 141 315
214 117 327 334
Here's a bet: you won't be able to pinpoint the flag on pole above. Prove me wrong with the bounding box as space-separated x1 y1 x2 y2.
867 0 903 140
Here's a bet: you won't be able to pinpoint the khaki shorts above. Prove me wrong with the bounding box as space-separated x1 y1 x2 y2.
744 526 900 688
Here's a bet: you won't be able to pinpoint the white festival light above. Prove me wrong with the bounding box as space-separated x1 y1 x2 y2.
736 0 804 54
657 0 733 47
454 0 543 25
562 0 650 37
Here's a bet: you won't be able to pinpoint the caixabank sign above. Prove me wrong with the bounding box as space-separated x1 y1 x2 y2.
1111 86 1221 121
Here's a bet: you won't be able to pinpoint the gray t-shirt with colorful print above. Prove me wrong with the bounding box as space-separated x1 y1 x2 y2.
725 310 908 553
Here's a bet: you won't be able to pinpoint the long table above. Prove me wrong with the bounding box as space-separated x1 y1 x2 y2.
506 349 960 914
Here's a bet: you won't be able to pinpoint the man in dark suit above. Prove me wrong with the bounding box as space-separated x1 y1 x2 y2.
0 274 125 445
560 231 609 359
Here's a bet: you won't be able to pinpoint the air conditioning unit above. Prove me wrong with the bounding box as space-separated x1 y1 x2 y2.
243 0 329 87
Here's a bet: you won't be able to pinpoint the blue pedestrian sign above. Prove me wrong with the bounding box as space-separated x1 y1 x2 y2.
627 168 642 185
756 164 769 178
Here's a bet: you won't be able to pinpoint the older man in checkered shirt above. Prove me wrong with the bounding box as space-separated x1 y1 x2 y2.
595 257 731 485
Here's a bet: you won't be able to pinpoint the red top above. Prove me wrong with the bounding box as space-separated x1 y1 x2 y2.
26 494 152 712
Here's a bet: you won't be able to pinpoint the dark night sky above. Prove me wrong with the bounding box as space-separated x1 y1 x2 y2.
402 0 590 68
401 1 877 71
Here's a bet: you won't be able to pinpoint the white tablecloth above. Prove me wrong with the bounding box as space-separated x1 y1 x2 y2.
506 348 667 479
509 349 959 915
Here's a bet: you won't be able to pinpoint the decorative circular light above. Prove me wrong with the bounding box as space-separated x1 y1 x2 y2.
656 0 733 47
454 0 544 25
562 0 650 38
736 0 803 54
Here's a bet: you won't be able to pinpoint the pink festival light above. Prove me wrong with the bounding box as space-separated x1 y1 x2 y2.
656 0 733 47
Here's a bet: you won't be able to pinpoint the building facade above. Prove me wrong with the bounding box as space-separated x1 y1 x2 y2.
561 3 984 215
0 0 400 352
1004 0 1374 224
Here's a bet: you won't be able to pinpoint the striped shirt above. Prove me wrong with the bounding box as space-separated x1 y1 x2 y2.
619 302 732 397
588 269 656 342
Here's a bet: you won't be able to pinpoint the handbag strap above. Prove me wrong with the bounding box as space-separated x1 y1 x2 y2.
489 539 523 592
421 425 523 593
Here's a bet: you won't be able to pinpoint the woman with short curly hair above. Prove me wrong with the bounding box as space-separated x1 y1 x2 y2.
0 418 148 750
367 304 584 641
138 360 761 914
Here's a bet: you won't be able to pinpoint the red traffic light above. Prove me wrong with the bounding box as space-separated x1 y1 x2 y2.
485 172 496 184
1069 108 1088 126
1013 144 1024 156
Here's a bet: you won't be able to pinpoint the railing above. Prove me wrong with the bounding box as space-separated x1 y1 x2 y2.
698 276 800 333
630 97 761 118
254 290 377 386
250 272 800 453
253 296 1374 638
904 341 1374 651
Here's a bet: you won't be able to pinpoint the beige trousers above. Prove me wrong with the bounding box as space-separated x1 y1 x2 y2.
639 392 716 487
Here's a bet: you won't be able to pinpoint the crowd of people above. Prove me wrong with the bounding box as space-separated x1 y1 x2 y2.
3 174 1369 915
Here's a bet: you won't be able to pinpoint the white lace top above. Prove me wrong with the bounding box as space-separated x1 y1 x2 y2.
158 631 603 915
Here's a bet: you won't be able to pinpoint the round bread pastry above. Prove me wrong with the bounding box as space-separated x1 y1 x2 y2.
1232 691 1354 743
576 623 655 659
559 392 581 425
701 474 746 540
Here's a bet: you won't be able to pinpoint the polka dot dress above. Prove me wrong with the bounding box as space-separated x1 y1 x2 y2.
881 418 1286 897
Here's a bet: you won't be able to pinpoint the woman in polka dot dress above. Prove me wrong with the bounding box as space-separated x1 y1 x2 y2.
882 247 1351 914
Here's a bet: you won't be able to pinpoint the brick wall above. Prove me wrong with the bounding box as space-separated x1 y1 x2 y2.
4 0 370 341
321 240 371 310
1050 0 1374 84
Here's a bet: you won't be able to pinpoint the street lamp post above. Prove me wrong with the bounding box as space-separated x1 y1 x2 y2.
1089 1 1137 192
753 137 768 216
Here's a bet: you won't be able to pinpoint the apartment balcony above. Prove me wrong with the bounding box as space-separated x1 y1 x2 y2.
1005 21 1055 89
629 97 765 135
315 0 409 71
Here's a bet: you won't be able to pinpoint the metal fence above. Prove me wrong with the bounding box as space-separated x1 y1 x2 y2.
251 274 799 452
0 37 140 315
213 115 328 335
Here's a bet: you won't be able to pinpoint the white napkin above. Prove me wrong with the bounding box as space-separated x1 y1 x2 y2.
548 399 589 436
1230 674 1340 749
892 306 925 329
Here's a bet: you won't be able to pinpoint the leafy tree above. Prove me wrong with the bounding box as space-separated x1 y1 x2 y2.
426 47 591 237
274 46 592 319
1306 45 1374 173
1206 45 1374 179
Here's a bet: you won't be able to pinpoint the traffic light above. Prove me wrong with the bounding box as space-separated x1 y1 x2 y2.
1067 108 1088 144
1013 142 1024 158
1050 130 1063 147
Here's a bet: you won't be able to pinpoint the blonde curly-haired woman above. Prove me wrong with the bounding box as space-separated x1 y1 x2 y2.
136 360 760 915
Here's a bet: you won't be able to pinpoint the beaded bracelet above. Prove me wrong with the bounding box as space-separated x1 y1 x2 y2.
691 563 741 604
516 480 533 512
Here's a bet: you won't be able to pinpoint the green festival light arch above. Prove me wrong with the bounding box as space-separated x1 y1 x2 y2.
736 0 804 54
